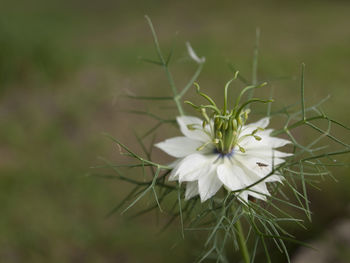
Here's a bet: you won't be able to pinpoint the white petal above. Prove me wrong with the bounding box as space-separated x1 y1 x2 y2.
198 166 222 202
240 131 291 149
264 174 283 183
247 182 270 201
240 118 270 137
234 154 285 179
248 117 270 129
235 164 271 201
170 153 213 183
263 136 291 148
168 159 181 169
185 181 199 200
155 136 202 158
246 148 292 159
168 170 179 181
217 163 244 191
186 42 206 64
238 191 249 203
234 154 271 176
176 116 210 142
239 118 291 151
238 161 279 201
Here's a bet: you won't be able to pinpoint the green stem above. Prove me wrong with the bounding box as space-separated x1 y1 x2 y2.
236 219 250 263
248 27 260 101
145 15 184 116
271 115 328 136
300 63 306 121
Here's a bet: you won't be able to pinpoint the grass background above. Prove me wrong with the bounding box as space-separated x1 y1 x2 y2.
1 0 349 262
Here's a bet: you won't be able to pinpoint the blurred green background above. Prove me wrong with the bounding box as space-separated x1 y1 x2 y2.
1 0 349 262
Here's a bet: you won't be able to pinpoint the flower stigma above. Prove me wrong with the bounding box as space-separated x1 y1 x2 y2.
185 75 271 156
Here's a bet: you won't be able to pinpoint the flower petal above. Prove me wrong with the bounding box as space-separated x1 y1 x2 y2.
168 159 181 169
176 116 210 142
233 156 282 200
265 136 291 148
240 118 270 137
217 162 244 191
240 131 291 150
170 153 213 183
198 166 222 202
234 154 285 178
246 148 293 159
264 174 284 183
235 164 271 201
155 136 202 158
248 117 270 129
186 42 206 64
185 181 199 200
247 182 270 201
238 191 249 203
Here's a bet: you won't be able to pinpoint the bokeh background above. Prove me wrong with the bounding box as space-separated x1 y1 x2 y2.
1 0 349 262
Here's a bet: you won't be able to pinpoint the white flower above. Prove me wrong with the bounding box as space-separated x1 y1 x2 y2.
155 116 291 203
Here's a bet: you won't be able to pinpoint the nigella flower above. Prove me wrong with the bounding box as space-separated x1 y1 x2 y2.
155 86 292 203
156 116 291 203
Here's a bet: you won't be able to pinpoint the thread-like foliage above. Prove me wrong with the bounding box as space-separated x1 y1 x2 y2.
91 16 350 262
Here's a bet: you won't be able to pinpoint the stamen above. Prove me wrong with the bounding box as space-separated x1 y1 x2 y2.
196 141 211 151
187 124 197 130
238 145 246 153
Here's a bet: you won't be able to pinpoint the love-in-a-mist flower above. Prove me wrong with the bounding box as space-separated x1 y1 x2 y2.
155 81 291 203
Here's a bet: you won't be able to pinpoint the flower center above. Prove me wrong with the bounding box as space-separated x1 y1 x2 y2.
185 77 271 155
214 116 240 154
214 148 235 158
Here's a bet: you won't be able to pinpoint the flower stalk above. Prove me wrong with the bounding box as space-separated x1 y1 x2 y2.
236 219 250 263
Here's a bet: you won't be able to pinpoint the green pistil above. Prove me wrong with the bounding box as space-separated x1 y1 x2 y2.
214 114 244 154
185 77 271 155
